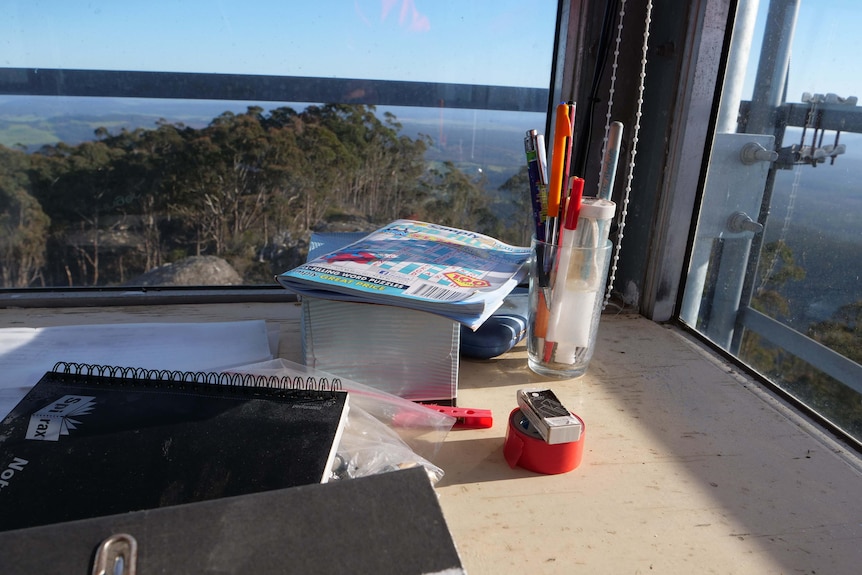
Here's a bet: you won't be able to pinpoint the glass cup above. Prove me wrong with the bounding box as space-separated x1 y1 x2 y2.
527 237 613 378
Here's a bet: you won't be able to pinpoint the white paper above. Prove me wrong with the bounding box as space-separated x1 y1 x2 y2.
0 320 274 419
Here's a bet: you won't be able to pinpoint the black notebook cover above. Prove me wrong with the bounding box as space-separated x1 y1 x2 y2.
0 466 465 575
0 363 349 532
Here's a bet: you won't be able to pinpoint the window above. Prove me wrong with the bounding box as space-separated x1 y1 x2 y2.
681 0 862 443
1 1 555 290
6 0 858 447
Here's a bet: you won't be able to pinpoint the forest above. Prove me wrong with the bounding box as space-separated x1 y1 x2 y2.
0 103 532 289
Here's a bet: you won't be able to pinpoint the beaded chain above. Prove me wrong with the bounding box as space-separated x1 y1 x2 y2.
601 0 653 310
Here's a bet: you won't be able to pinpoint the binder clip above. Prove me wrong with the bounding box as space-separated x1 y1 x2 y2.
92 533 138 575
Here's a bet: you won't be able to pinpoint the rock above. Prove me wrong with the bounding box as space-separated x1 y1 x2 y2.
128 256 243 286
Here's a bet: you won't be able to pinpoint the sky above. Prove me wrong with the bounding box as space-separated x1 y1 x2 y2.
7 1 858 99
1 0 557 88
743 0 862 102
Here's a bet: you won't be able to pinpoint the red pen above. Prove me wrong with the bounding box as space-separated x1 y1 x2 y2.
565 174 585 233
561 102 576 215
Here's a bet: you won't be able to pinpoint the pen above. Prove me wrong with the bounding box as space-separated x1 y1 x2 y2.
528 128 553 346
536 133 549 234
546 103 572 244
555 102 576 246
525 130 546 242
536 134 549 186
598 121 623 201
564 168 585 240
550 177 585 285
561 102 576 210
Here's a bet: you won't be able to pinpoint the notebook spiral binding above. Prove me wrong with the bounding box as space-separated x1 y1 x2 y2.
51 361 343 394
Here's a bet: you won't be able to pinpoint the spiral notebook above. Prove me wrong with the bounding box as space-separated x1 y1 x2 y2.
0 362 349 532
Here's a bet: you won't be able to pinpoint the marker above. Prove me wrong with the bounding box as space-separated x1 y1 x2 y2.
543 177 586 363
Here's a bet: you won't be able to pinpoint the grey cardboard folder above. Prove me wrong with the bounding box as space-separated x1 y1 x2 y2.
0 467 465 575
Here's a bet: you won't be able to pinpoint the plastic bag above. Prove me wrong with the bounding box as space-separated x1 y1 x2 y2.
331 404 444 484
225 358 454 483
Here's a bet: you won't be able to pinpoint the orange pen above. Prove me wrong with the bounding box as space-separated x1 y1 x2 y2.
546 103 572 239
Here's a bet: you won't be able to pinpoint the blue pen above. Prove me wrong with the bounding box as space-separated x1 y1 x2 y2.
525 130 546 242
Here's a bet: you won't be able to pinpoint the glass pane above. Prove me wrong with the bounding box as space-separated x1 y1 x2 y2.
682 0 862 442
0 1 555 289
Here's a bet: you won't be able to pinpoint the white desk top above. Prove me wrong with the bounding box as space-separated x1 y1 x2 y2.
3 303 860 574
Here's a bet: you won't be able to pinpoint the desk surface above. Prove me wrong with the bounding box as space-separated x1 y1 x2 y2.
3 303 861 574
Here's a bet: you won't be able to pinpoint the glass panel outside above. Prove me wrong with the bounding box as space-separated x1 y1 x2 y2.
683 0 862 442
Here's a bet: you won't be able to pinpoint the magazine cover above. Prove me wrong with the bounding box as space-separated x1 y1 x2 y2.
277 220 530 329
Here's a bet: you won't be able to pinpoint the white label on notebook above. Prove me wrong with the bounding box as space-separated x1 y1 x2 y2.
25 395 96 441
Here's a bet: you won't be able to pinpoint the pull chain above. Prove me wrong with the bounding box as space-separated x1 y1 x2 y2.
601 0 653 310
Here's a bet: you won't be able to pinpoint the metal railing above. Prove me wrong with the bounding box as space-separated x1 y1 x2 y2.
740 306 862 395
0 68 549 112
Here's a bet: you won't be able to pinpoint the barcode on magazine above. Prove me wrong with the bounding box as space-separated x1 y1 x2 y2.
405 283 465 301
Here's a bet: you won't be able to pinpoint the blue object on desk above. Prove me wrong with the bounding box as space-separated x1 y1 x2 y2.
460 288 528 359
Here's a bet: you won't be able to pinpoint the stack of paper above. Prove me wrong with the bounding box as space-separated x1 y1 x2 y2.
0 320 274 419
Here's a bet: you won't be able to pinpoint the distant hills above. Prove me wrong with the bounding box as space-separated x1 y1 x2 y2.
0 96 541 187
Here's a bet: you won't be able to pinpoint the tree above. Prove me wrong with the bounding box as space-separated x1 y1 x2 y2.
300 105 428 221
0 146 50 287
808 301 862 364
420 161 494 234
104 123 187 274
28 138 126 285
740 240 806 367
751 240 806 317
498 165 534 246
290 109 356 231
